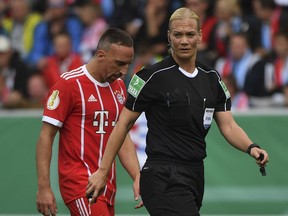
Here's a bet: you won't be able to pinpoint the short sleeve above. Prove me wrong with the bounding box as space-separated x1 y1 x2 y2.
125 69 158 112
43 78 74 127
215 79 232 112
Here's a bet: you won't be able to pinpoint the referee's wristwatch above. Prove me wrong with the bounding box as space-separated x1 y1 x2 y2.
246 143 261 155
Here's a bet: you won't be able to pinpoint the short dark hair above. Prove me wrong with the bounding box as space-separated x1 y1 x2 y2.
96 28 134 52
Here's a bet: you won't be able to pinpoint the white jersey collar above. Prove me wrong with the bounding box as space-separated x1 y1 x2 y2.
178 67 198 78
83 65 110 87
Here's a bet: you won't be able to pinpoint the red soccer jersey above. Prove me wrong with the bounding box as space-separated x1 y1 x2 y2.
42 65 127 205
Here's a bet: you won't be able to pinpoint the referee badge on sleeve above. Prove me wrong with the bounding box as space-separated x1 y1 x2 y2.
128 74 146 98
219 80 231 99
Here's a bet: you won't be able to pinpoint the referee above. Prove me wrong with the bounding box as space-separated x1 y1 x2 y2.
86 7 269 216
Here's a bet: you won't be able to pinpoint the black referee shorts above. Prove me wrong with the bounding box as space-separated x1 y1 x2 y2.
140 159 204 216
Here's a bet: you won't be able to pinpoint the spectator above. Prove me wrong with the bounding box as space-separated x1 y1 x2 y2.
222 73 250 111
99 0 114 22
41 32 83 88
185 0 217 66
215 33 260 90
275 0 288 7
30 0 48 14
238 0 254 16
252 0 288 58
0 0 9 36
209 0 243 59
0 0 7 14
27 0 83 69
77 1 108 63
244 30 288 107
26 72 48 108
209 0 258 63
2 0 42 60
108 0 142 36
0 35 31 108
133 0 172 56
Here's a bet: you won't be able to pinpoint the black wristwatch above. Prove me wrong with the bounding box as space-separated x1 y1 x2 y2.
246 143 261 155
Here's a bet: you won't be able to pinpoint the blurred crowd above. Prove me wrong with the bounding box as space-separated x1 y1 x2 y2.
0 0 288 111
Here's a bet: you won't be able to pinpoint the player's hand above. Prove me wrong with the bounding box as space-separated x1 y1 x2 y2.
133 173 144 209
36 187 57 216
250 147 269 167
86 169 108 204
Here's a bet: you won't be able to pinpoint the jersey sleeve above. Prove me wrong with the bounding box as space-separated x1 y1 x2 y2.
42 77 74 127
125 68 157 112
215 78 232 112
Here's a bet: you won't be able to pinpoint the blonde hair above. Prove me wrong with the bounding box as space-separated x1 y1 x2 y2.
169 7 200 32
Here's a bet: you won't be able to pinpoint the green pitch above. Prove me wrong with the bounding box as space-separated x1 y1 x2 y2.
0 111 287 215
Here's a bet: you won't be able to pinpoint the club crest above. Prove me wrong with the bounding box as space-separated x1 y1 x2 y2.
114 90 125 104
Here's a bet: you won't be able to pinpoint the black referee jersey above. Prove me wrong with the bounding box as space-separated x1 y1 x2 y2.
126 55 231 163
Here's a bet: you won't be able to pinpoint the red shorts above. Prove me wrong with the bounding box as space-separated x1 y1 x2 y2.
66 197 115 216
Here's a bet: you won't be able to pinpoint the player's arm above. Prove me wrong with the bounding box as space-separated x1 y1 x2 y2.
214 111 269 166
118 134 140 180
36 122 59 216
86 107 141 204
118 133 143 208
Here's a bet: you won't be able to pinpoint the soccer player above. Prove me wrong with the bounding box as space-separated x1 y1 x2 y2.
86 8 269 216
36 28 142 216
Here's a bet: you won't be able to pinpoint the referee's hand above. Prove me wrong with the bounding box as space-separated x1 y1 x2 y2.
86 169 108 204
250 147 269 167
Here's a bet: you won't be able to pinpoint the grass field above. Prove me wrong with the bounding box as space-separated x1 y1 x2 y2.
0 109 287 215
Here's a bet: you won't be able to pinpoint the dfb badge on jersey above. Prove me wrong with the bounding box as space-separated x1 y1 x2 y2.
47 90 60 110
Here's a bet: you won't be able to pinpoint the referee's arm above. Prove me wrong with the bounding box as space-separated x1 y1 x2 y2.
214 111 269 166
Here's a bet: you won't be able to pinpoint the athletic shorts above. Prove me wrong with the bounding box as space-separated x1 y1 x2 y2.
66 196 115 216
140 159 204 216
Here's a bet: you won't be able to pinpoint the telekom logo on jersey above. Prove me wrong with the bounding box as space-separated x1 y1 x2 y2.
92 111 117 134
